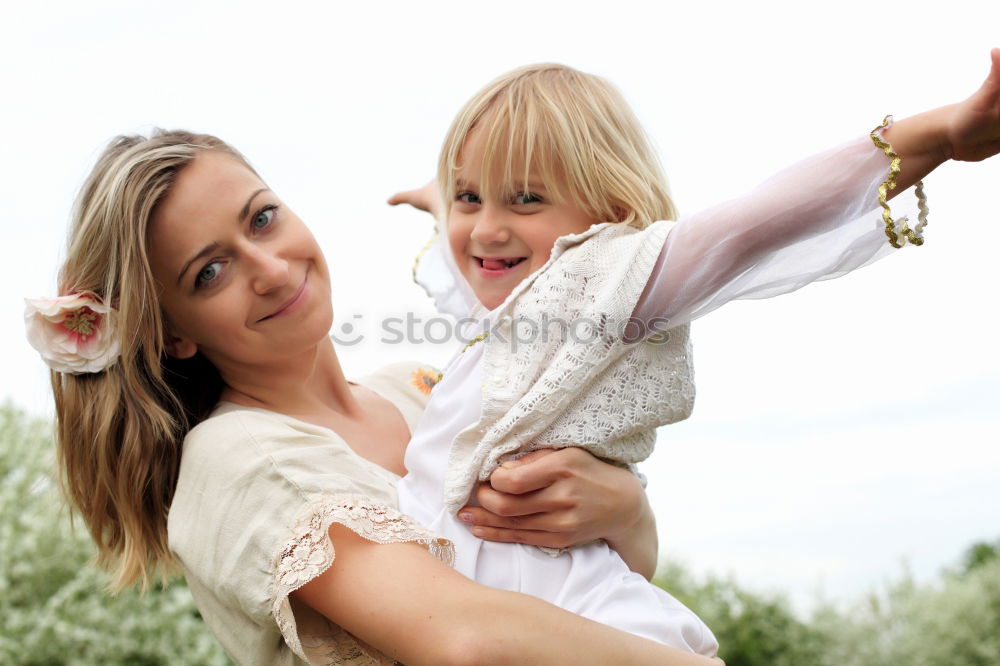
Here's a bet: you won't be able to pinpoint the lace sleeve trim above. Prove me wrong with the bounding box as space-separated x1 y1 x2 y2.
270 494 454 665
870 115 930 248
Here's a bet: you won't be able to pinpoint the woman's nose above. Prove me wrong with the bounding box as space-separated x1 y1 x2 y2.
246 244 290 294
469 204 510 245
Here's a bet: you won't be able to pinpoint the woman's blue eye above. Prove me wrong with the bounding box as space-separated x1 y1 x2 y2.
196 261 222 287
252 206 275 230
512 192 541 205
457 192 481 205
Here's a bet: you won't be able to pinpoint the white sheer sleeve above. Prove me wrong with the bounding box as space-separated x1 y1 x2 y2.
632 134 927 328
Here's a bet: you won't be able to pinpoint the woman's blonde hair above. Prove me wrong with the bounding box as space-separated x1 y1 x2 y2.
54 129 255 591
437 63 677 229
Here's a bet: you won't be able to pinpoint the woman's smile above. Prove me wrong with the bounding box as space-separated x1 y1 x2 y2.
257 273 310 323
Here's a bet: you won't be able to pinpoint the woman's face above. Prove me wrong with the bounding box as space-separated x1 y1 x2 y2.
147 150 333 372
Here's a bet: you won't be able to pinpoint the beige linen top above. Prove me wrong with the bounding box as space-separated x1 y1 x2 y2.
167 362 452 666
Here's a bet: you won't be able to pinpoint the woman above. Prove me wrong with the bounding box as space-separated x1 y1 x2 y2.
31 130 721 665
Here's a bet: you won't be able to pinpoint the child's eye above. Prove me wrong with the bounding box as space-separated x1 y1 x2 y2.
251 205 277 231
456 191 481 205
195 260 224 289
512 192 542 205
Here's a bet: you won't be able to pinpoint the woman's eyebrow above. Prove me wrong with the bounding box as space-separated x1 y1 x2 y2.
176 242 220 286
175 188 271 285
239 188 270 221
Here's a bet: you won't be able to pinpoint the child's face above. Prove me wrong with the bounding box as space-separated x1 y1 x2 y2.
448 130 601 310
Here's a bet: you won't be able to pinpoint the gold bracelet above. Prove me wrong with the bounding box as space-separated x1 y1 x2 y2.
869 115 928 248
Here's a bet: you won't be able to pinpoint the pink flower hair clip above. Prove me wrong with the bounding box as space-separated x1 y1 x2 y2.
24 292 120 374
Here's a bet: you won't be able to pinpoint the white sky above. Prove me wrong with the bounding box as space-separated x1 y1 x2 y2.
4 0 999 611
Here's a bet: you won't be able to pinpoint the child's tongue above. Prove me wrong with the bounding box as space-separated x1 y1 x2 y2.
482 258 513 271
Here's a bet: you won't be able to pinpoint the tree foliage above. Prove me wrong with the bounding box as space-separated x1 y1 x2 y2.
656 562 829 666
0 403 230 665
657 543 1000 666
959 538 1000 576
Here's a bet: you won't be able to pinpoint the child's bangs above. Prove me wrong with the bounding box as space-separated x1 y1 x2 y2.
473 101 578 208
439 63 678 227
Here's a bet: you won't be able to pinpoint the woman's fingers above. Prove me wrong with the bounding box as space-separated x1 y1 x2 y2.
472 480 568 517
460 506 578 548
466 524 575 549
488 448 578 494
459 505 552 531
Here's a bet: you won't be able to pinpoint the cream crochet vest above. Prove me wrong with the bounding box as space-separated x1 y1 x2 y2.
444 220 696 513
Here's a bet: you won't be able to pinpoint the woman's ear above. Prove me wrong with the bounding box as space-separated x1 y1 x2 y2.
164 332 198 359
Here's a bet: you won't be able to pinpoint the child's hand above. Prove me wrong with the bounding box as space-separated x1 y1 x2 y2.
946 47 1000 162
882 48 1000 191
388 179 442 220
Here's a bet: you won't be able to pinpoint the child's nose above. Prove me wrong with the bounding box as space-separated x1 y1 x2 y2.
470 205 510 244
246 245 290 294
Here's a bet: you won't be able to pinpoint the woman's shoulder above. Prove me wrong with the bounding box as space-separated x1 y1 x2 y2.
358 360 442 395
181 401 333 464
175 403 398 517
355 361 442 431
169 400 407 561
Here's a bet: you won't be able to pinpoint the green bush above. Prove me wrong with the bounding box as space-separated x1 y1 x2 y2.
656 562 830 666
814 555 1000 666
657 545 1000 666
0 403 230 665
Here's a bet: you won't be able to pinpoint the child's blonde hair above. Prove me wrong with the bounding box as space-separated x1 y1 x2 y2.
437 63 677 229
54 130 254 591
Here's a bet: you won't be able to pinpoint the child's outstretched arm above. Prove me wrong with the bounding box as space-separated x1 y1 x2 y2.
388 179 442 220
632 48 1000 330
884 47 1000 190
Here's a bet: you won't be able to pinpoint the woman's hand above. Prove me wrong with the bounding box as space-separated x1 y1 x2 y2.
458 447 660 579
388 179 442 220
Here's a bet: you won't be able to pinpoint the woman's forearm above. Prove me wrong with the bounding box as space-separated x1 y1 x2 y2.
605 489 659 580
293 524 716 665
447 586 718 666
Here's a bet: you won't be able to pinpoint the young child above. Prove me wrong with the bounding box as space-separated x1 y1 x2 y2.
390 55 1000 654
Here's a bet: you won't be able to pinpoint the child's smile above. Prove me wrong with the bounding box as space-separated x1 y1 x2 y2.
476 256 526 272
474 255 529 282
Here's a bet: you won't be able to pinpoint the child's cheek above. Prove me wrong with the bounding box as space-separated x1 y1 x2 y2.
447 222 468 261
